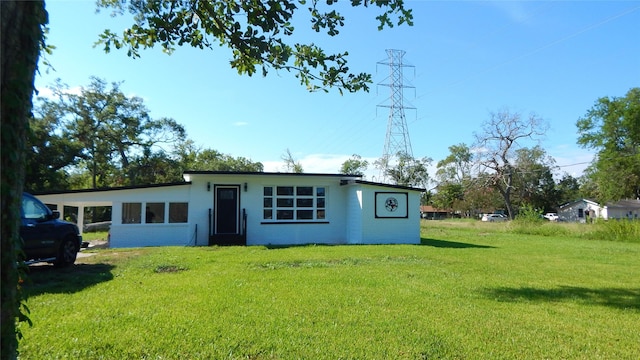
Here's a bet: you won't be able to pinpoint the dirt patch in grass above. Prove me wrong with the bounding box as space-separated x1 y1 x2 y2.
154 265 188 273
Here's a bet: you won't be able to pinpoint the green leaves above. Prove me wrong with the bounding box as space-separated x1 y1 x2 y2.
95 0 412 93
379 152 431 188
29 77 187 189
340 154 369 175
577 88 640 201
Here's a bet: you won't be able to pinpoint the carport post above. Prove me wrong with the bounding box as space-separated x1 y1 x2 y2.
77 205 84 235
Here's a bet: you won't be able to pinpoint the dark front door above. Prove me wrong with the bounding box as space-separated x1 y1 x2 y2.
215 186 239 234
210 186 245 245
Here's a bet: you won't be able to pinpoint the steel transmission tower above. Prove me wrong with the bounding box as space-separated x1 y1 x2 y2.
377 49 415 183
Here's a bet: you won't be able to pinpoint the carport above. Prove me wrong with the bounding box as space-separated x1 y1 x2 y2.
34 191 114 235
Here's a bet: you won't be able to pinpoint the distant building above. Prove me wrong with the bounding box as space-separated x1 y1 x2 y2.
419 205 450 220
558 199 602 223
602 199 640 220
558 198 640 222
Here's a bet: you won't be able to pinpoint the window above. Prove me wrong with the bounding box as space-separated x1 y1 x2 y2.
263 186 326 222
22 196 50 220
146 203 165 223
169 202 188 223
122 203 142 224
122 202 188 224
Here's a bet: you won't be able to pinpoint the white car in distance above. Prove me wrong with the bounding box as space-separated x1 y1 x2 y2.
481 213 508 222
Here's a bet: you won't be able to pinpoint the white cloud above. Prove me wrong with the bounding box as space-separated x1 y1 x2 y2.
233 121 249 127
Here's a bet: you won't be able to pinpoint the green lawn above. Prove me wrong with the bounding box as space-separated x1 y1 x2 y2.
18 220 640 359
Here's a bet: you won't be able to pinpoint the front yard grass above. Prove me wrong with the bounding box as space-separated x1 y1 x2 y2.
18 221 640 359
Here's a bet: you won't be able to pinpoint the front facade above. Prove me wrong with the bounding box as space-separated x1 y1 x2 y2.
557 199 602 223
36 172 424 247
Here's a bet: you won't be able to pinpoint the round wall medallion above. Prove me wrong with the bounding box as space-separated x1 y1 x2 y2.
385 197 398 212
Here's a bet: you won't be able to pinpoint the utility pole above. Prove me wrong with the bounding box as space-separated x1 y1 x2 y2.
377 49 415 183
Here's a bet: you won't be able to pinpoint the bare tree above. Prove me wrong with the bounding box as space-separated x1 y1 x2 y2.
281 149 304 173
473 109 548 219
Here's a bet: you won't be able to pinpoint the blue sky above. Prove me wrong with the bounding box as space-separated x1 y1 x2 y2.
35 1 640 181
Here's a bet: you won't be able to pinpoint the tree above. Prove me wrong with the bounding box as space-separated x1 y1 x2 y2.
281 148 303 173
435 143 472 184
33 77 187 189
96 0 413 93
1 2 47 358
463 179 504 217
511 146 557 212
576 88 640 202
127 149 185 184
433 143 473 214
340 154 368 176
187 148 264 172
380 152 431 188
556 173 581 205
431 182 464 210
473 109 548 219
24 110 83 191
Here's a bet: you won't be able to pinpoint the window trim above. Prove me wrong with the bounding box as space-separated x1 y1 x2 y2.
262 185 328 223
122 201 189 225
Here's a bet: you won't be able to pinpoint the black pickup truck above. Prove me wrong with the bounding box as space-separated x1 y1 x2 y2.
20 192 83 267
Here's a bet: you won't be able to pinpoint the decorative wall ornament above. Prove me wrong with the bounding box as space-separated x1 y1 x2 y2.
375 192 408 218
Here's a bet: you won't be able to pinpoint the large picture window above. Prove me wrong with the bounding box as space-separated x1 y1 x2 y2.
263 186 326 222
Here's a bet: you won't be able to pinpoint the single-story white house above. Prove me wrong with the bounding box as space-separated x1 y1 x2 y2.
558 198 640 222
602 199 640 220
34 172 425 247
557 199 603 223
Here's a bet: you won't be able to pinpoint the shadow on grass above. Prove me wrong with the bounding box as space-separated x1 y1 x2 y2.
421 238 496 249
24 263 115 297
265 240 496 250
485 286 640 311
264 243 338 250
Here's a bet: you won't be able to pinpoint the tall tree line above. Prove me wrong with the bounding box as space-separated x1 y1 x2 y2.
428 91 639 218
25 77 264 192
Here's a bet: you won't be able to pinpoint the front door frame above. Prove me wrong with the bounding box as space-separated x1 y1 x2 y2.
214 185 240 235
210 185 245 246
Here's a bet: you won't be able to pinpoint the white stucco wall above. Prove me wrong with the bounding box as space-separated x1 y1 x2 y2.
36 184 194 248
358 185 421 244
186 173 352 246
36 173 424 247
99 185 193 247
345 186 364 244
